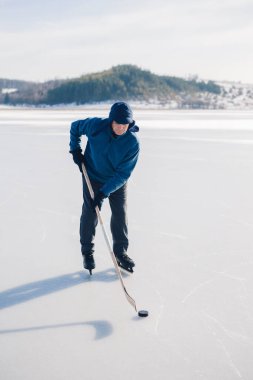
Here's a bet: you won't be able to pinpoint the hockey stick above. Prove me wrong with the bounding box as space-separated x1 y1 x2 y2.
81 163 137 312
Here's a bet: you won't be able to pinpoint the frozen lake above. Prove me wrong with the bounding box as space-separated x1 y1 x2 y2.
1 108 253 380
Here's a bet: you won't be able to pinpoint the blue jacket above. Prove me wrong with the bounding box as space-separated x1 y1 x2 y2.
69 117 140 196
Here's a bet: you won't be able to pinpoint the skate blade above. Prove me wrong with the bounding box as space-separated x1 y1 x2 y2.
83 267 94 275
117 262 134 273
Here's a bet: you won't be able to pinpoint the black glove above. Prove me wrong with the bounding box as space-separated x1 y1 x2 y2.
92 191 106 211
70 148 84 172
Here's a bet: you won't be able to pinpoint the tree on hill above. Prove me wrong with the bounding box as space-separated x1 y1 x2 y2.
44 65 221 105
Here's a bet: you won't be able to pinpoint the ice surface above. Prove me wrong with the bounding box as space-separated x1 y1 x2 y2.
1 109 253 379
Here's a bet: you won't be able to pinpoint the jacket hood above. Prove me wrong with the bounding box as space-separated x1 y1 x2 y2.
128 120 139 132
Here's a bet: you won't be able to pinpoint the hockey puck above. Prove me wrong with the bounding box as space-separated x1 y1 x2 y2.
138 310 149 318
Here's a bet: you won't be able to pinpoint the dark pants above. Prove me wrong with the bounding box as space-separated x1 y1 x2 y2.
80 176 128 256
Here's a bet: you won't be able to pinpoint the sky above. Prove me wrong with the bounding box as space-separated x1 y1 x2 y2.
0 0 253 83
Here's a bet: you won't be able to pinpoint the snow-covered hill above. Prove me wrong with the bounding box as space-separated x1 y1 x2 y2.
1 80 253 110
129 81 253 110
215 81 253 109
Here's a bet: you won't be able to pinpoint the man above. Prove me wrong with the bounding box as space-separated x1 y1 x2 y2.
69 102 140 274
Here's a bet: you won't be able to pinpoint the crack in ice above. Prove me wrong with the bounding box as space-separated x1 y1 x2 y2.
201 311 245 379
181 278 215 304
154 289 165 334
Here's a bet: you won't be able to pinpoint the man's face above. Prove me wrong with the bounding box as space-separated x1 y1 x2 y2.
112 121 129 136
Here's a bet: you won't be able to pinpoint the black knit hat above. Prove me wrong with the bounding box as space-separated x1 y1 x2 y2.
109 102 133 124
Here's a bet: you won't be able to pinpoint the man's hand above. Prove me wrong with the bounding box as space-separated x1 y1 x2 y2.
70 148 84 172
92 191 106 211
